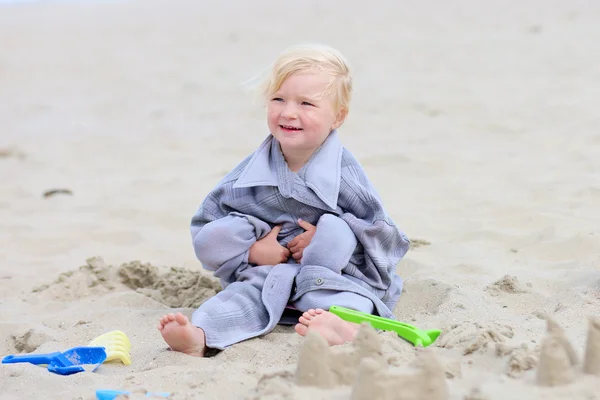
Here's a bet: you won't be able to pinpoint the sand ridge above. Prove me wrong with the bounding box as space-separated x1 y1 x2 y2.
31 256 221 308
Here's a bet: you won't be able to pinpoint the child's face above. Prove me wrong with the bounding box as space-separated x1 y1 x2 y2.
267 72 346 157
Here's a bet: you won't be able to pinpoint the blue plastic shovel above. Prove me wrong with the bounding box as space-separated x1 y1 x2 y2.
2 346 107 375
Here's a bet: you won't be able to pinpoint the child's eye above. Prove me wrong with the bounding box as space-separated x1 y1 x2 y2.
271 97 284 102
301 101 314 106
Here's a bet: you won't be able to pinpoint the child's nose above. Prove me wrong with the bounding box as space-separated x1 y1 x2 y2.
281 103 298 119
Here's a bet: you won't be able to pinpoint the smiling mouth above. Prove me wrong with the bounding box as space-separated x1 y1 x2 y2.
280 125 303 131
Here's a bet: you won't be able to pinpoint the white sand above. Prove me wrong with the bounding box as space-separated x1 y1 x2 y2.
1 0 599 398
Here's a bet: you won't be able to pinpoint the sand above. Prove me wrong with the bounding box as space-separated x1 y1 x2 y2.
1 0 599 398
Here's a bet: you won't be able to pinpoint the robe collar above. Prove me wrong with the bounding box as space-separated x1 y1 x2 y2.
233 130 343 210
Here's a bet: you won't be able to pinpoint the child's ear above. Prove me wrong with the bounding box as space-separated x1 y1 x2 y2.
331 107 348 130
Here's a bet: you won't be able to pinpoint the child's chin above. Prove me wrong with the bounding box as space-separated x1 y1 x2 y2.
281 129 304 137
278 132 304 143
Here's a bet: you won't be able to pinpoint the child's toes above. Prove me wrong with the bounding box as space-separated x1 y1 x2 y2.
294 323 309 336
302 311 314 320
299 316 310 326
307 309 318 317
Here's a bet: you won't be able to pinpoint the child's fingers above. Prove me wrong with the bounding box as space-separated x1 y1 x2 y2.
288 242 302 253
292 250 303 260
269 225 282 237
287 236 298 249
298 219 316 231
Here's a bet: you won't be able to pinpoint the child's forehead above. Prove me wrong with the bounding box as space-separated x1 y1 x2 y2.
285 71 331 84
276 73 334 97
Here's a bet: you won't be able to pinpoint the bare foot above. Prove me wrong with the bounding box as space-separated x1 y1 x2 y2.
157 312 206 357
294 308 360 346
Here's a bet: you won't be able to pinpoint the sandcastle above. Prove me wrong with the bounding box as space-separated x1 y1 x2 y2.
250 316 599 399
294 323 449 400
536 316 600 386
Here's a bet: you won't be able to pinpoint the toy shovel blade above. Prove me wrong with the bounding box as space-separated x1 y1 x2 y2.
329 305 442 347
47 347 107 375
425 329 442 344
60 346 107 366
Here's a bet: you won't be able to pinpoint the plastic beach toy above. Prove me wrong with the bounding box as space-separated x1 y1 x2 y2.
2 346 107 375
89 330 132 365
96 389 170 399
329 305 441 347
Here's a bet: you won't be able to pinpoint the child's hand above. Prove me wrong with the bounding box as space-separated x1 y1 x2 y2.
287 219 316 261
248 225 291 266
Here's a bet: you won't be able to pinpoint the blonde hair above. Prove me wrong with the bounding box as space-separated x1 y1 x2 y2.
254 44 353 114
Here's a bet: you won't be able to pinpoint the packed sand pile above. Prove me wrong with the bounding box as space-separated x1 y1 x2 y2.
32 256 221 308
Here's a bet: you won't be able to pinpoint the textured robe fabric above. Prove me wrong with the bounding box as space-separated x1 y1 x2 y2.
189 130 410 349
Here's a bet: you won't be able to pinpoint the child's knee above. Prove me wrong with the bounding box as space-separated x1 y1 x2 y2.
317 213 346 231
316 214 357 247
301 214 357 270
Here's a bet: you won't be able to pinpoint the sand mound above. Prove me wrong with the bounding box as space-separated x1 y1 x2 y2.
485 275 532 296
7 327 56 354
119 260 221 308
31 256 122 300
32 256 220 308
250 323 450 400
437 321 515 355
494 341 539 378
536 317 600 387
248 317 600 400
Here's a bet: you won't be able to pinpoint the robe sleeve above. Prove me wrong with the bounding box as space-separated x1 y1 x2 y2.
340 213 409 290
337 170 410 291
190 189 271 285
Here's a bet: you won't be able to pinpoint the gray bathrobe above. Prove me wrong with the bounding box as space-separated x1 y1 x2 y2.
190 130 410 349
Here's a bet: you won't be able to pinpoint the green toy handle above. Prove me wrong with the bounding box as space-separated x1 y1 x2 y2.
329 305 441 347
